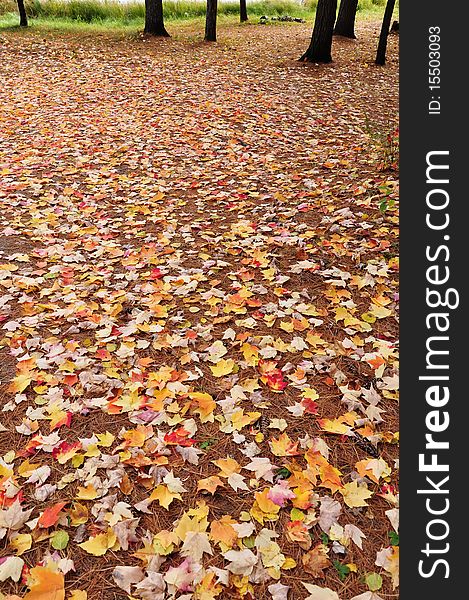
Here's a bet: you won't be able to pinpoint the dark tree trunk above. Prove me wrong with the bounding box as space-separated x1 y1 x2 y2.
300 0 337 63
333 0 358 38
144 0 170 37
205 0 218 42
17 0 28 27
240 0 248 22
375 0 396 65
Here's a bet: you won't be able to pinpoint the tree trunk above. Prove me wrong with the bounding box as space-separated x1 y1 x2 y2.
333 0 358 39
300 0 337 63
375 0 396 65
240 0 248 22
144 0 170 37
205 0 218 42
17 0 28 27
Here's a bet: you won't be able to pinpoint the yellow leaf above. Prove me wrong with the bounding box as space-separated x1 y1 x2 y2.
269 433 299 457
318 418 353 435
96 432 115 447
149 484 182 509
189 392 216 423
9 533 32 555
340 481 373 508
210 359 235 377
231 410 261 431
250 489 280 524
68 592 88 600
78 531 117 556
212 457 240 476
75 483 98 500
69 502 88 526
9 373 32 393
153 530 179 556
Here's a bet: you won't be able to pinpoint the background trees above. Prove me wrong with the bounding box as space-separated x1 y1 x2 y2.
205 0 218 41
333 0 358 39
376 0 396 65
240 0 248 23
300 0 337 63
144 0 169 37
16 0 28 27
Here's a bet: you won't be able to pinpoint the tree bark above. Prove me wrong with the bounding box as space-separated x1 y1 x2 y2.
375 0 396 65
240 0 248 22
333 0 358 39
17 0 28 27
300 0 337 63
144 0 170 37
205 0 218 42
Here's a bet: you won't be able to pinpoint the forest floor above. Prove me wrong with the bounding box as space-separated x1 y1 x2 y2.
0 19 399 600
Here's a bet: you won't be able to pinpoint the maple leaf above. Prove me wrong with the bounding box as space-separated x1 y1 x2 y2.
250 489 281 524
149 484 182 509
197 476 225 495
210 359 235 377
269 433 300 457
24 565 65 600
38 501 67 528
302 583 341 600
9 533 32 555
267 481 296 507
112 566 144 594
189 392 216 423
0 556 24 583
340 481 373 508
9 373 33 393
0 499 33 532
319 496 342 533
223 548 258 575
375 546 399 589
164 559 197 592
180 531 213 561
210 516 238 549
268 582 290 600
78 530 117 556
302 544 331 577
286 520 312 550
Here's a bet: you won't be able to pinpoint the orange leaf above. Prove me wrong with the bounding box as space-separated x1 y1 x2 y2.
38 502 67 528
197 476 224 495
24 566 65 600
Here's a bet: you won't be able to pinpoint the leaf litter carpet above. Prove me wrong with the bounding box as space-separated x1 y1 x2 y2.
0 21 399 600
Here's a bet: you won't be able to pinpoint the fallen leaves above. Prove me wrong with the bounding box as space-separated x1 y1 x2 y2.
0 17 398 600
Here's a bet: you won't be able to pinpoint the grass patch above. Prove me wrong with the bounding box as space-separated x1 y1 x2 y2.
2 0 313 24
0 0 395 30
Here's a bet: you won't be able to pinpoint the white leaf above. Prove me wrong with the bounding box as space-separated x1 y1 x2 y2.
0 499 33 531
180 531 213 562
302 583 341 600
227 473 249 491
163 471 187 493
268 582 290 600
112 566 144 594
26 465 51 485
318 496 341 533
176 445 203 465
224 548 258 575
344 524 366 550
385 508 399 532
0 556 24 582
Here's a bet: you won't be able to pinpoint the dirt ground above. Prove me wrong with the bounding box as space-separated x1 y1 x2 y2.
0 19 399 600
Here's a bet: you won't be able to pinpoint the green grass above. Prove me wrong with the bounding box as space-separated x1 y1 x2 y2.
0 0 391 31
